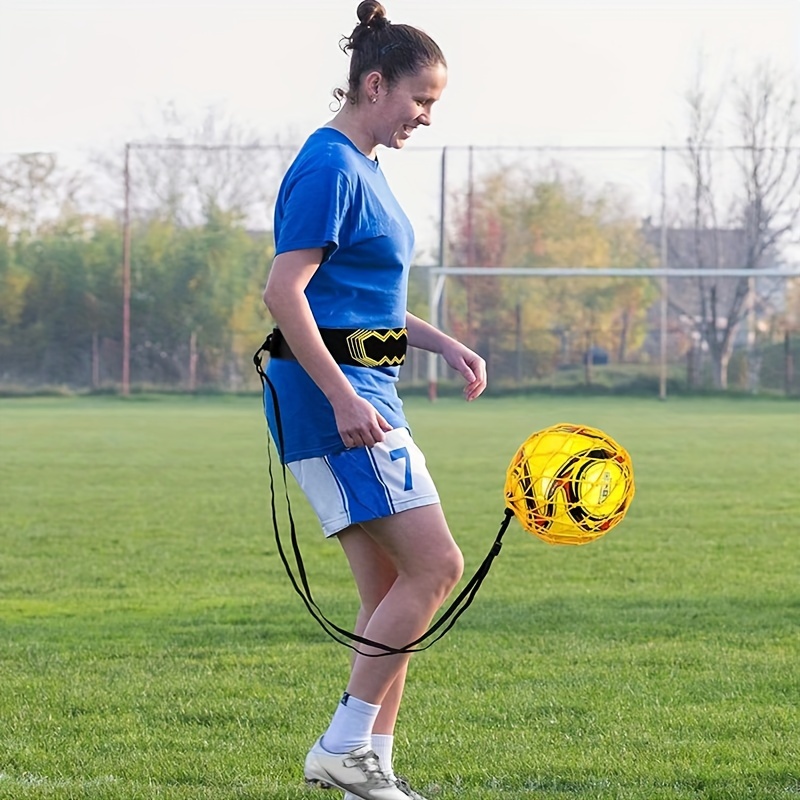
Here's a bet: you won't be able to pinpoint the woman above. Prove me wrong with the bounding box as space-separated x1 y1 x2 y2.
262 3 487 799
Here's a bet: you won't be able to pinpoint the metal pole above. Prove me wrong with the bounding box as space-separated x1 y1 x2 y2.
122 143 131 396
438 146 448 349
659 145 669 401
439 146 447 269
467 145 475 267
746 274 756 392
427 267 438 402
427 273 447 403
427 147 448 403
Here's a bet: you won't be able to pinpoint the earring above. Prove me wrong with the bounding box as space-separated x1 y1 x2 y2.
371 94 378 103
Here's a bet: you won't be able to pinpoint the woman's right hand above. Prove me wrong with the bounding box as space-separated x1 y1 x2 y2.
331 393 393 449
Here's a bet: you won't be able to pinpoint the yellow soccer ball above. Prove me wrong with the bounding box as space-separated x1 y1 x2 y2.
504 423 635 545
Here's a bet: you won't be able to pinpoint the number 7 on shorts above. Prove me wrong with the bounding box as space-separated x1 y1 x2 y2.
389 447 413 491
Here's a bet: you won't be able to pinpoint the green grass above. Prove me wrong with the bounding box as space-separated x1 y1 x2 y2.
1 394 799 800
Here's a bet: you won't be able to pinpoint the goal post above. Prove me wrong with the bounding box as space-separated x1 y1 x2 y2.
425 265 800 401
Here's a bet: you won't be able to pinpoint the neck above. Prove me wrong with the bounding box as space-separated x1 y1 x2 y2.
327 106 378 160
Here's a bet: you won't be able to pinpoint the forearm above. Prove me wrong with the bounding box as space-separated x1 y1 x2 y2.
405 311 487 401
405 311 456 353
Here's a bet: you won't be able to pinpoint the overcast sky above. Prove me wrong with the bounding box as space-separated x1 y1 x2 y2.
1 0 798 157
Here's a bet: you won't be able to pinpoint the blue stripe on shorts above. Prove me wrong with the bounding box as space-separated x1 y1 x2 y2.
286 427 440 537
326 447 394 525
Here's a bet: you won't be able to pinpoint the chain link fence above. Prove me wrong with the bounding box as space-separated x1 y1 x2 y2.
1 143 798 397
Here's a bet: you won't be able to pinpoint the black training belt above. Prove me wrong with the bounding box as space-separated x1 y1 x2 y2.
253 331 512 657
267 326 408 368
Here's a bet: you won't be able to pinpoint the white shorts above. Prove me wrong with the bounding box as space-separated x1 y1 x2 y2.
287 427 440 537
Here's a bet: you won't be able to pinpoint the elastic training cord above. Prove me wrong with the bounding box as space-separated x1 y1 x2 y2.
253 338 511 657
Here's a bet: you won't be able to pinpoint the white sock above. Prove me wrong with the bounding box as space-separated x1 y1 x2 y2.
344 733 395 800
371 734 396 780
321 692 381 754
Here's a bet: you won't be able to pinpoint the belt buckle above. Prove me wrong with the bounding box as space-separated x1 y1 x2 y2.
345 329 406 367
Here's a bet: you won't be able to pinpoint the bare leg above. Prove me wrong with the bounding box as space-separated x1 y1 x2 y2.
338 526 410 735
305 505 461 799
338 504 464 706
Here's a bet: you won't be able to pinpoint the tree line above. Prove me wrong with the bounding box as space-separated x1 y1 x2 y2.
0 203 271 390
0 152 660 392
1 63 798 393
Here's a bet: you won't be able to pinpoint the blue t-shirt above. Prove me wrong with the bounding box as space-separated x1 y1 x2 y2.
265 127 415 462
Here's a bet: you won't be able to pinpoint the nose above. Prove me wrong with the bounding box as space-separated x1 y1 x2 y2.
417 111 431 127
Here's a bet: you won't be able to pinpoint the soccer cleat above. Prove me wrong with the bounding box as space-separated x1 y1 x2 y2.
338 777 430 800
393 776 429 800
304 738 409 800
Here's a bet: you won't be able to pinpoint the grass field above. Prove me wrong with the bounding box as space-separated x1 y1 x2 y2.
1 394 799 800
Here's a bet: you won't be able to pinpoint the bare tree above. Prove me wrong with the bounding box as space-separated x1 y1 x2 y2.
681 66 727 387
677 62 800 390
89 102 298 230
0 152 82 236
734 64 800 390
128 103 296 228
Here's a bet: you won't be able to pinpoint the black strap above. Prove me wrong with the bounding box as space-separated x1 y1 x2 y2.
267 326 407 368
253 336 511 656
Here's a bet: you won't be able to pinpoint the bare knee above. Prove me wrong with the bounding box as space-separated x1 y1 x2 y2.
415 541 463 605
440 542 464 593
361 506 465 604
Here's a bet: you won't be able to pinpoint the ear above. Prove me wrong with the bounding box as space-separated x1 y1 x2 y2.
363 69 383 99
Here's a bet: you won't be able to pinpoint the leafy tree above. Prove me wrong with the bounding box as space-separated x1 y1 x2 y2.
13 217 96 384
0 228 29 362
447 166 655 380
129 209 269 388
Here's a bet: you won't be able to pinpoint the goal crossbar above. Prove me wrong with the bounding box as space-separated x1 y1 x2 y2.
422 264 800 401
426 266 800 278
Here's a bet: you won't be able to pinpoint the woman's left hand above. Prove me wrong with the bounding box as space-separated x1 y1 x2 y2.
441 340 487 401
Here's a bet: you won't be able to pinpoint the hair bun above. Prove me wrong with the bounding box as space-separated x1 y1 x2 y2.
356 0 389 28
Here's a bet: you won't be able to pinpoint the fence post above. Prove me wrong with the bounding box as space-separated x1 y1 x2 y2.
122 143 131 396
659 145 669 400
584 330 594 387
428 268 439 402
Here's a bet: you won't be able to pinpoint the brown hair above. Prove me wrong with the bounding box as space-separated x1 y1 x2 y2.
334 1 446 106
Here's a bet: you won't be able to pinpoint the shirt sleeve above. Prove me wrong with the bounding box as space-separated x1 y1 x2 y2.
274 162 352 261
